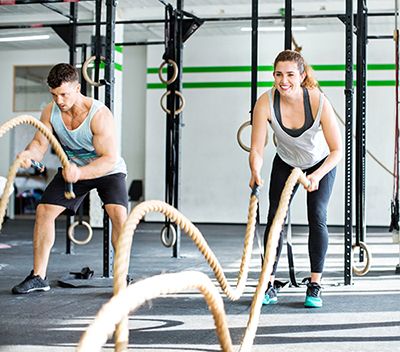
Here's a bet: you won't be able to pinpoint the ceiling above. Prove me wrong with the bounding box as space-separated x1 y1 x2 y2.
0 0 398 51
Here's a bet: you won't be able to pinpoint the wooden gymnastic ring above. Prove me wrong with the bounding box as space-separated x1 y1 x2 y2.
158 59 178 85
352 241 372 276
237 120 268 152
82 55 106 87
160 223 176 248
160 90 186 115
68 221 93 245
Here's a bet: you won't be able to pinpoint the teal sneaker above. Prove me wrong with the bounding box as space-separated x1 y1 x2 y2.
262 282 278 305
304 282 322 308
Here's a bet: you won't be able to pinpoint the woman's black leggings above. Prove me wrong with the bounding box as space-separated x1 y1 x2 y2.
264 154 336 275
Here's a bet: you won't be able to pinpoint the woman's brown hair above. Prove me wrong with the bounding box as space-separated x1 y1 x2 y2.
273 50 318 89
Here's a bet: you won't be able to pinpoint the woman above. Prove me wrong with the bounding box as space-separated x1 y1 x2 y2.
249 50 342 308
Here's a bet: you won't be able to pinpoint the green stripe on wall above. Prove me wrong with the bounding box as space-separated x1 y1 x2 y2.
147 80 395 89
148 63 396 74
99 62 123 72
115 45 124 53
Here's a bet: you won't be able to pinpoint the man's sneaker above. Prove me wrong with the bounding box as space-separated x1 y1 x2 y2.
304 282 322 308
11 270 50 294
262 282 278 305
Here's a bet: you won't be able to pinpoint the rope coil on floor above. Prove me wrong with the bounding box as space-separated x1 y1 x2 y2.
80 168 308 351
0 115 76 230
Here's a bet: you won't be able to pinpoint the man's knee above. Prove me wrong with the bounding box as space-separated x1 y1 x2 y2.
105 204 127 226
35 204 63 223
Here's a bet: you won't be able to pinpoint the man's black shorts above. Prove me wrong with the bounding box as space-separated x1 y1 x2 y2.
39 168 128 215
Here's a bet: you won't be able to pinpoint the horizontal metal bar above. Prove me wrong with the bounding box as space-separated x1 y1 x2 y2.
76 40 164 47
367 35 394 39
0 0 93 4
0 11 397 30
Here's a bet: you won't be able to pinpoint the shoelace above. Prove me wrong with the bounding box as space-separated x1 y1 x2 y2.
307 283 321 297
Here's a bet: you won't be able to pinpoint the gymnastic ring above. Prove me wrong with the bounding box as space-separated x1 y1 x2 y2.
236 120 268 152
68 220 93 245
160 223 176 248
158 59 178 85
352 241 372 276
82 55 106 87
160 90 186 116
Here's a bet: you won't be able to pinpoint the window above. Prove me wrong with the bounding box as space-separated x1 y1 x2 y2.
14 65 52 112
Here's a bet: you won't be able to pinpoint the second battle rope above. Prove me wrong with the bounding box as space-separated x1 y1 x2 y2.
78 168 309 351
0 115 75 230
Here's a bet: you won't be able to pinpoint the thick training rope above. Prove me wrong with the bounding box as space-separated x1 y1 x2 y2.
0 156 23 232
112 191 260 351
0 115 75 230
80 167 308 351
77 271 233 352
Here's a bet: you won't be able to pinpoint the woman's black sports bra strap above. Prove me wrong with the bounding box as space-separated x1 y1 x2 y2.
273 87 314 137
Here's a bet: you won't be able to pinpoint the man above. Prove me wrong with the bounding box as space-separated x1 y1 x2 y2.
12 63 128 294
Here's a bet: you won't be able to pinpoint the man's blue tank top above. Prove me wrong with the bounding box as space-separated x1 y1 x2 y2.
50 99 127 175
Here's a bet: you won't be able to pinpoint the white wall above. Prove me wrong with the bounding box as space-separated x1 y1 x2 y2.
0 28 396 227
121 46 147 189
0 49 68 177
144 30 396 226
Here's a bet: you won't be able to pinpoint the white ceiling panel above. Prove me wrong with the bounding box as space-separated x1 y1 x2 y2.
0 0 397 51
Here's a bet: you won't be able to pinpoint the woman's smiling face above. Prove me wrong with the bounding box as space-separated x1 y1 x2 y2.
273 60 305 96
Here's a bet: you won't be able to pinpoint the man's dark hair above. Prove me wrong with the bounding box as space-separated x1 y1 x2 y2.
47 63 79 89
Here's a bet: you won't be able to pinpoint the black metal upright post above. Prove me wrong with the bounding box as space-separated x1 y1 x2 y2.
93 0 103 100
80 44 88 96
250 0 258 110
163 5 176 257
171 0 184 258
102 0 116 277
355 0 368 260
66 1 78 255
285 0 292 49
344 0 354 285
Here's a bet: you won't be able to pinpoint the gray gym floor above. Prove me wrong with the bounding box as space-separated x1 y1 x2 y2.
0 217 399 351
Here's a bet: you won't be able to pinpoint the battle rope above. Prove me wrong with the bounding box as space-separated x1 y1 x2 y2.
83 168 308 351
0 156 23 232
77 271 232 352
0 115 75 230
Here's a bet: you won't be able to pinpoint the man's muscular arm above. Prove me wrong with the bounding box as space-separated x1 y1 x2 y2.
62 106 118 183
